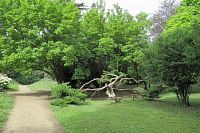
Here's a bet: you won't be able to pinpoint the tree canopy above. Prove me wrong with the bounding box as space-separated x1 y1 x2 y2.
0 0 150 86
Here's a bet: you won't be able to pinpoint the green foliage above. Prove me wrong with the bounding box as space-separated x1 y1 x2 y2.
0 0 81 83
51 83 86 106
51 83 75 98
14 71 44 85
0 0 150 85
50 98 67 107
145 20 200 105
165 0 200 32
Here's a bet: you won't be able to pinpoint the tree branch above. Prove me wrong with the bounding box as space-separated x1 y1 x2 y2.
80 78 100 90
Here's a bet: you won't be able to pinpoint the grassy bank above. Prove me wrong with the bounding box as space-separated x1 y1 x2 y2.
6 81 20 91
29 78 57 91
51 93 200 133
0 93 14 132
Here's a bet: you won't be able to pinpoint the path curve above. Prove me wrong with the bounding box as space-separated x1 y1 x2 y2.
3 85 64 133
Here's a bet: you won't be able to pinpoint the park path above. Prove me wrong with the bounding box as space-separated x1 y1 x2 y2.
3 86 64 133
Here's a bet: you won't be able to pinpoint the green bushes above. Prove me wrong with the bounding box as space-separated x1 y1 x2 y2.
50 83 87 107
7 71 44 85
145 85 168 98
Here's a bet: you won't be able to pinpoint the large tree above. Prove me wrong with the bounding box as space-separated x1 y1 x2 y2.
0 0 81 84
145 0 200 106
0 0 150 86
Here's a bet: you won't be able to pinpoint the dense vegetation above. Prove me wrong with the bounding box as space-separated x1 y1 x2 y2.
0 0 150 86
0 0 199 106
0 0 199 132
145 0 200 106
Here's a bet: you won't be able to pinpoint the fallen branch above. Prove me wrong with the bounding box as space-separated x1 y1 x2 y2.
80 78 100 90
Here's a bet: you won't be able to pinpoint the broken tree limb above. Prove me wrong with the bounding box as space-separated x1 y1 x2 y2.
80 72 146 99
80 78 100 90
91 84 108 99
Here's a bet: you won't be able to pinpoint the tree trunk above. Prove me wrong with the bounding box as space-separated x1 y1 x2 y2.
177 84 190 107
52 63 77 87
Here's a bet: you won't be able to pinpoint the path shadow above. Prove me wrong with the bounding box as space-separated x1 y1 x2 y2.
11 91 53 100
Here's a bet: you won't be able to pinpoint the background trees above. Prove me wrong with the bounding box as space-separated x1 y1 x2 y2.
0 0 150 87
146 0 200 106
0 0 199 106
0 0 81 84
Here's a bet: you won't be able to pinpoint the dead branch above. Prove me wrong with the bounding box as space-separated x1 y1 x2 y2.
80 78 100 90
80 72 146 99
90 84 108 99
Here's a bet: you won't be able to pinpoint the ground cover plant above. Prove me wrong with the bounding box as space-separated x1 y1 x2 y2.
51 93 200 133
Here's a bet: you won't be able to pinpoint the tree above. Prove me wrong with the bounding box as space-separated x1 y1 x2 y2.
80 2 151 81
146 21 200 106
0 0 81 84
165 0 200 32
0 0 151 87
150 0 179 40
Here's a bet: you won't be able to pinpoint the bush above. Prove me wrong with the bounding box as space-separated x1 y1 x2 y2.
0 74 12 91
51 83 87 106
50 98 67 107
145 84 168 98
51 83 74 98
7 70 44 85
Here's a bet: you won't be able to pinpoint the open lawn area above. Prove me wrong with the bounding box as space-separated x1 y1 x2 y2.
51 93 200 133
0 93 14 132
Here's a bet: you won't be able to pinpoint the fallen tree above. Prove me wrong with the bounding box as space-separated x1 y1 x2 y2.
80 72 145 99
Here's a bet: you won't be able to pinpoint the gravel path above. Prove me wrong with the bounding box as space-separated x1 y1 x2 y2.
3 86 64 133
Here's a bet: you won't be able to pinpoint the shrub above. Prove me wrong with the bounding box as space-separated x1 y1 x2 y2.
51 83 74 98
15 72 44 85
145 84 168 98
50 98 67 107
7 70 44 85
51 83 87 106
0 74 12 91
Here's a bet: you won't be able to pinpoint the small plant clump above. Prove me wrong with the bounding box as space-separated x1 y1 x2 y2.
0 74 12 91
50 83 87 107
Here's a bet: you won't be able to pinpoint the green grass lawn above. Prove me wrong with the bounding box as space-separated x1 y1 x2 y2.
51 93 200 133
29 78 57 91
0 93 14 132
6 81 20 91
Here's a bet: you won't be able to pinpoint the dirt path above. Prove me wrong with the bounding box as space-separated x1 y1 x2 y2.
3 86 64 133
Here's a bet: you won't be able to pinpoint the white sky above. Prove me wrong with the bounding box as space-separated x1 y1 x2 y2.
76 0 180 15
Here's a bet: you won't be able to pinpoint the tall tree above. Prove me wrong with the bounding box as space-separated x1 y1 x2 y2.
164 0 200 32
146 0 200 106
150 0 179 40
0 0 81 84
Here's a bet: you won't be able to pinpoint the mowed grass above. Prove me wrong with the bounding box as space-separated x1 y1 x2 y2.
51 93 200 133
6 81 20 91
0 93 14 132
29 78 57 91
